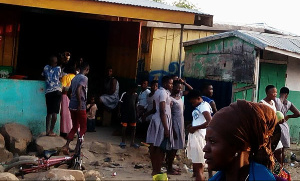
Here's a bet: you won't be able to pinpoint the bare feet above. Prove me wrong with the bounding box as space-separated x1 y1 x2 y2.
61 145 69 155
47 131 57 137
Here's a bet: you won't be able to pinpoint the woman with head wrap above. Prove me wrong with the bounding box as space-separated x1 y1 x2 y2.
204 100 278 181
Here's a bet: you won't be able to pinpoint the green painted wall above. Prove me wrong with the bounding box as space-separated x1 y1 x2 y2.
0 79 60 136
286 91 300 143
258 63 286 101
184 37 256 83
233 83 254 102
257 63 300 142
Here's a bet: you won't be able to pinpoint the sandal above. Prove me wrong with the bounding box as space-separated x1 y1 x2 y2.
47 132 57 137
167 170 181 175
130 143 140 148
119 142 126 149
173 168 182 172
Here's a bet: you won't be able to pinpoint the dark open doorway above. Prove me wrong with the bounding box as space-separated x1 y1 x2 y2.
17 11 110 95
16 10 141 96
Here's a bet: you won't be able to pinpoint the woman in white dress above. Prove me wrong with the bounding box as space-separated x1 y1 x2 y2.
146 76 174 176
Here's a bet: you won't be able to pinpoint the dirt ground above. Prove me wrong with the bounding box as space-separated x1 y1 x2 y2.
20 126 300 180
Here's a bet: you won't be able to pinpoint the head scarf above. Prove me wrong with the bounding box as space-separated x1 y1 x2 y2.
208 100 277 169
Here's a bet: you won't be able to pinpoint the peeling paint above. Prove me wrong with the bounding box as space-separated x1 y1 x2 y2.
0 79 60 136
184 37 255 83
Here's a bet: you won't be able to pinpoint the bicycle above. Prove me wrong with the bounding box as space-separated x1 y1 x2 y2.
3 131 85 178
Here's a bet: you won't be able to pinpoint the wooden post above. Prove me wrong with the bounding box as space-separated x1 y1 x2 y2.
178 24 184 78
253 49 260 102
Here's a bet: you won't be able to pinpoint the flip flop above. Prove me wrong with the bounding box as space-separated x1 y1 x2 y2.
173 168 182 172
130 143 140 148
47 132 57 137
119 142 126 149
167 170 181 175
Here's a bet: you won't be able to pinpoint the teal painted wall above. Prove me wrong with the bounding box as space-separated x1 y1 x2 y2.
0 79 60 136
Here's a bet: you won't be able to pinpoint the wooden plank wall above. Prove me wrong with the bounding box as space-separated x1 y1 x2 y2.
0 7 20 68
147 28 217 73
106 21 140 79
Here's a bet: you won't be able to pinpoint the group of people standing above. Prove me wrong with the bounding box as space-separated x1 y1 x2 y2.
136 75 217 180
42 51 298 180
139 77 297 181
42 52 91 154
42 52 121 154
260 85 300 169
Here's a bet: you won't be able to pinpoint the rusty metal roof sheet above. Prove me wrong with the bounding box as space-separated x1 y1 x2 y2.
92 0 209 15
184 30 300 56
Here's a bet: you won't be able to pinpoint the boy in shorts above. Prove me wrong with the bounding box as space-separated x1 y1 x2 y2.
119 83 139 148
42 55 62 136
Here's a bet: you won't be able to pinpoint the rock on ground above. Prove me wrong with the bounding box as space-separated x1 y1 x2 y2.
89 141 111 154
0 134 4 146
84 170 101 181
0 172 19 180
0 145 13 163
43 168 85 181
82 148 96 165
0 165 4 173
0 123 32 155
0 134 13 163
35 136 65 155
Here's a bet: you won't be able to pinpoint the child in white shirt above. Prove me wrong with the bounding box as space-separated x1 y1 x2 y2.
186 90 212 181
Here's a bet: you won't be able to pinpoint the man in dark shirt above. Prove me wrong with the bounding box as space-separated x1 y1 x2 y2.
62 62 89 154
201 83 217 114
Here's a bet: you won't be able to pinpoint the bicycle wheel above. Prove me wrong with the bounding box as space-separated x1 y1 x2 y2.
4 160 39 176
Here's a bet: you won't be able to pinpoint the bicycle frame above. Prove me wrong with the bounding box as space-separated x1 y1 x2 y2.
19 156 73 174
12 131 84 175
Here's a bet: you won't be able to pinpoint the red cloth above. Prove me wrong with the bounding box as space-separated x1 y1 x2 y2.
67 110 87 140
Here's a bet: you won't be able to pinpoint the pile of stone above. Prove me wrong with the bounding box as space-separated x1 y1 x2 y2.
0 123 33 162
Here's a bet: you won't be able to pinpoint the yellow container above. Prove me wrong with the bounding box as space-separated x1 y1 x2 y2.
152 173 168 181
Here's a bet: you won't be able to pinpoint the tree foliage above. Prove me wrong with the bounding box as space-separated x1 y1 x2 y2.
173 0 197 10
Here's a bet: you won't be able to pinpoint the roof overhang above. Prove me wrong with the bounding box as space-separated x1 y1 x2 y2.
265 47 300 59
0 0 213 26
144 21 264 32
184 30 300 60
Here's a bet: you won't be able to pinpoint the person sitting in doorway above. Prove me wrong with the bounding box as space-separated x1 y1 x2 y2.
99 66 119 110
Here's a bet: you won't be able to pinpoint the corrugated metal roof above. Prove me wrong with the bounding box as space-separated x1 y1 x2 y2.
90 0 210 15
184 30 300 56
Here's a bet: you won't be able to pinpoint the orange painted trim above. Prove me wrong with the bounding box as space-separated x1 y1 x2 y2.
0 0 196 25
